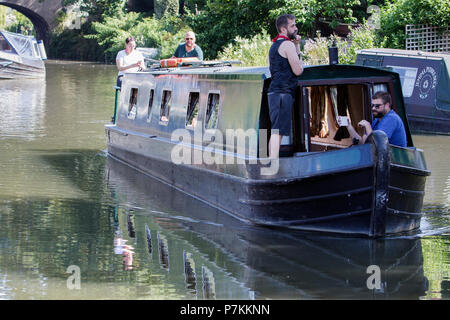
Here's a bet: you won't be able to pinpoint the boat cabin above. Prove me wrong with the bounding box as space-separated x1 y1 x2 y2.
114 63 413 159
0 30 46 61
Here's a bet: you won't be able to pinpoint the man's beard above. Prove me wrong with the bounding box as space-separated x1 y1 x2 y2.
287 30 297 40
373 111 384 118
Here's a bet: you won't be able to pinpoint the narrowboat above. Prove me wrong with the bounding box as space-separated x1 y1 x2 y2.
0 30 46 79
355 48 450 135
105 59 430 238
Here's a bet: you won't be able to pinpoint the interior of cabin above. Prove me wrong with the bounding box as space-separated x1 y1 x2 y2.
306 84 368 152
259 83 371 157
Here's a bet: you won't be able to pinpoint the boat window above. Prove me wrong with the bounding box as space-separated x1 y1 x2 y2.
186 91 200 128
373 83 388 95
147 89 154 122
0 35 12 52
205 93 220 129
33 43 40 57
160 90 172 124
128 88 138 120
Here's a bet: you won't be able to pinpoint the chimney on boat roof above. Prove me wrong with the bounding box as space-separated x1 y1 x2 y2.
328 40 338 65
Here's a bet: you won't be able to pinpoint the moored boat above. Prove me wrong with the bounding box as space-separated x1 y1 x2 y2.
0 30 46 79
355 48 450 135
105 59 430 238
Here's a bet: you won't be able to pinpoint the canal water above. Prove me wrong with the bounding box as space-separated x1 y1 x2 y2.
0 60 448 300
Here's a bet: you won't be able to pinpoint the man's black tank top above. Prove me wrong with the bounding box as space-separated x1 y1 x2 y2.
268 39 297 95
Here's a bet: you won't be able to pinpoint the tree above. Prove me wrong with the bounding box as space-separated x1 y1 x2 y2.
271 0 363 37
154 0 179 18
187 0 279 59
187 0 378 59
62 0 127 21
377 0 450 48
88 12 190 60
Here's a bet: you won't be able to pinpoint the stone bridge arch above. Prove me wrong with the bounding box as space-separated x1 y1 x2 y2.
0 0 63 46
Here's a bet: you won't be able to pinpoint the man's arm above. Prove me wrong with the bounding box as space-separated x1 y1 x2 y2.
137 52 146 70
195 46 204 60
280 40 303 76
347 120 372 144
116 58 141 72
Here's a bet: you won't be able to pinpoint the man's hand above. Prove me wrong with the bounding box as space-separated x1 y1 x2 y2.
292 34 301 45
358 120 371 131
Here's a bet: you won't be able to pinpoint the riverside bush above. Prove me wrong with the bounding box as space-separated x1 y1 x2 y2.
88 12 190 61
217 33 272 67
303 25 376 65
217 25 376 67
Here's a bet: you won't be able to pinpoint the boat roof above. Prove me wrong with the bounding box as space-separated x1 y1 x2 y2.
0 29 38 58
357 48 449 60
141 62 403 80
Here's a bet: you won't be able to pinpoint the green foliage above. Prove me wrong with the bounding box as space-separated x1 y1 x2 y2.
88 12 190 61
154 0 179 18
48 23 106 61
62 0 127 21
270 0 362 36
187 0 277 59
187 0 379 59
302 25 376 65
0 6 7 28
377 0 450 49
217 32 272 67
1 9 34 34
340 24 377 63
216 25 376 67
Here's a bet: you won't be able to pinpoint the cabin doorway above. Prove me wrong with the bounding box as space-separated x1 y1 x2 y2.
294 84 370 154
259 82 370 157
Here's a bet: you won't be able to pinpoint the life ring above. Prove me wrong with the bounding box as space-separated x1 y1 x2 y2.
160 57 200 68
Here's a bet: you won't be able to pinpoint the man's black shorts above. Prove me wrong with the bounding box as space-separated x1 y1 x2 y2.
268 92 293 136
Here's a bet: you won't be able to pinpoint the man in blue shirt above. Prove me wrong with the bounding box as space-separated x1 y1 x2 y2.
172 31 203 60
347 91 407 147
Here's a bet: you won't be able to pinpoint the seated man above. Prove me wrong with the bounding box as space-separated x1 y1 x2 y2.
347 91 407 147
172 31 203 60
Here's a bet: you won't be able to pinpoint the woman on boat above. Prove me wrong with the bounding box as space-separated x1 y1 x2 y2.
115 36 145 88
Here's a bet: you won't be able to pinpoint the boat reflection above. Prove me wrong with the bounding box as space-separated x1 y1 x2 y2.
105 157 428 299
0 79 46 140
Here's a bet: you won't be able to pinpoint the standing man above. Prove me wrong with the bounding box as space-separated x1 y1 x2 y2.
347 91 407 147
116 36 145 88
268 14 304 158
172 31 204 60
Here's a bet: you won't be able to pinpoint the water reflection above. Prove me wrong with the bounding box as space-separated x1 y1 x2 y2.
0 79 46 140
105 156 429 299
413 135 450 237
183 251 197 295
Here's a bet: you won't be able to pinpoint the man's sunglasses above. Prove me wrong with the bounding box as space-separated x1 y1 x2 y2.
185 37 194 40
371 103 385 109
